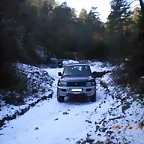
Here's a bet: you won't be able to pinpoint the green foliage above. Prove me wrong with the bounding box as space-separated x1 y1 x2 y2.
106 0 133 44
0 0 108 65
79 8 88 23
2 93 25 105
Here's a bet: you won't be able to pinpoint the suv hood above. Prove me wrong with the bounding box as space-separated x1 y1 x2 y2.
60 76 94 82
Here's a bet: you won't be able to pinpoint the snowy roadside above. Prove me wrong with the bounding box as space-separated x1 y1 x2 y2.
76 73 144 144
0 63 54 125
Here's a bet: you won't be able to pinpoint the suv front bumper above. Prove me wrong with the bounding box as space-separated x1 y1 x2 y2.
57 86 96 97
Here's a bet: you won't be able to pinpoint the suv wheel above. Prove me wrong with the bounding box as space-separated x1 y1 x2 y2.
90 92 96 102
57 95 64 102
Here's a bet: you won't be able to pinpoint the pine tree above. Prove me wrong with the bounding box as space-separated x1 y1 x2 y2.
79 8 88 23
107 0 132 40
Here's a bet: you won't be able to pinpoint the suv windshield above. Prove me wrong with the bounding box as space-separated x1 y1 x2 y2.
63 65 91 76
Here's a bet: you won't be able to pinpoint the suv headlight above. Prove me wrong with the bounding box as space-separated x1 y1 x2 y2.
58 81 67 86
86 81 95 86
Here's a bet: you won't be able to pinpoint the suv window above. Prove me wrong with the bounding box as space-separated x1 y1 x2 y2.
63 65 91 76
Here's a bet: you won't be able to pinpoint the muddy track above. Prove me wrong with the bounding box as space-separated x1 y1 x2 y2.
0 93 53 129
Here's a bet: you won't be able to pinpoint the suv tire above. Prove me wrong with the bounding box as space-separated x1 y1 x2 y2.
57 95 64 102
90 92 96 102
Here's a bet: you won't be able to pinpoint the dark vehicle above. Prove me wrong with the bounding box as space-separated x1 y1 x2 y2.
57 63 97 102
58 60 63 68
48 57 63 68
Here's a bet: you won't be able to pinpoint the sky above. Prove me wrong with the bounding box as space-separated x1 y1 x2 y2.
55 0 140 22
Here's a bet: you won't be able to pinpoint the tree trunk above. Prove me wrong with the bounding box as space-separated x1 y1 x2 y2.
139 0 144 15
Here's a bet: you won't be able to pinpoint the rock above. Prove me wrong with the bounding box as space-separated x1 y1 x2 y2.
87 133 91 137
48 93 53 98
95 121 98 124
41 96 47 100
75 140 81 144
0 134 4 136
121 104 131 113
95 141 104 144
95 125 100 132
117 131 121 134
111 136 115 139
106 131 113 135
65 138 70 141
80 138 84 141
106 140 113 144
86 137 95 143
101 127 107 132
35 127 39 130
85 120 92 123
81 140 87 144
55 118 58 121
63 112 69 115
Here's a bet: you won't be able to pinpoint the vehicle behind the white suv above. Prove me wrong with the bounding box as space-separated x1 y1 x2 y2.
57 63 97 102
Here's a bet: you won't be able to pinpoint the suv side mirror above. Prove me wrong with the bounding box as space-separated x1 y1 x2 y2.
92 71 97 78
58 72 62 76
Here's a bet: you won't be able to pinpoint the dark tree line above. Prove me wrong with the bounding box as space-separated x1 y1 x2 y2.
0 0 144 91
108 0 144 94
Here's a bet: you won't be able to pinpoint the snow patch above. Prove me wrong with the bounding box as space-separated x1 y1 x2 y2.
62 60 79 66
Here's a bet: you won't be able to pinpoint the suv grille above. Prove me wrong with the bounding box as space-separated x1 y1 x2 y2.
67 82 86 87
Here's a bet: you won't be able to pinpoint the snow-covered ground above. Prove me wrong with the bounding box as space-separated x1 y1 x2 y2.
0 63 54 120
0 61 144 144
